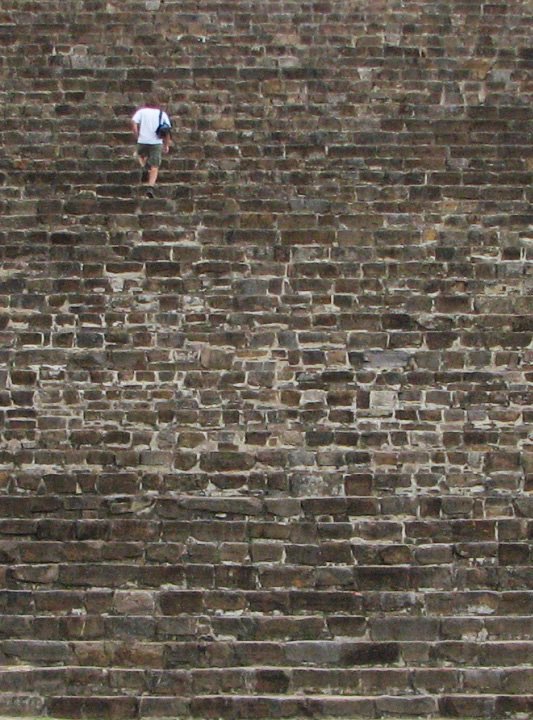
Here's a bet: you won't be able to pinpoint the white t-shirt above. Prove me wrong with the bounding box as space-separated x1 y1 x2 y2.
132 107 171 145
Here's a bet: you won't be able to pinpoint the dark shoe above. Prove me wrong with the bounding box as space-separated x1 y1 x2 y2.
146 187 155 198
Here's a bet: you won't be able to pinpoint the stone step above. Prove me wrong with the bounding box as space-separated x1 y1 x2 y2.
1 639 533 669
1 589 532 617
0 512 529 534
7 164 532 191
0 494 530 519
6 563 528 592
0 690 532 719
0 613 531 642
0 522 530 548
1 539 531 566
0 665 532 697
0 543 531 572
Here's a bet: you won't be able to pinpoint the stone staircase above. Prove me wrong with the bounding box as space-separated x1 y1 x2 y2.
0 0 532 718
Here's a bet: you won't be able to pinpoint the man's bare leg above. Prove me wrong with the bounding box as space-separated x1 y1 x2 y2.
137 155 149 184
144 167 159 197
147 167 158 186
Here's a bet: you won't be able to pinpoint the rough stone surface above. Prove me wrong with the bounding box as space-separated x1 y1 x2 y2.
0 0 531 718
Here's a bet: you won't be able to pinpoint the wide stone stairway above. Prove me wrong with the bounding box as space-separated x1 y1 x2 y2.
0 1 531 718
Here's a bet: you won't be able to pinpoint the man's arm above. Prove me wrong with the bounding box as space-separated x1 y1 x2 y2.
131 121 140 139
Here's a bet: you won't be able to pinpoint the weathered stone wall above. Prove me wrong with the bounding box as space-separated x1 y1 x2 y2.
0 0 531 717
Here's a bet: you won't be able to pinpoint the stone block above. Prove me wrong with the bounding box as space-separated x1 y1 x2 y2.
200 347 234 370
304 696 376 717
376 695 438 715
254 669 290 694
370 617 439 642
138 696 190 717
439 695 496 718
340 642 400 666
48 696 138 719
159 591 204 615
0 693 46 716
2 640 72 664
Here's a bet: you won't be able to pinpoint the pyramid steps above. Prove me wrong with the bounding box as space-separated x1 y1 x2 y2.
0 0 531 718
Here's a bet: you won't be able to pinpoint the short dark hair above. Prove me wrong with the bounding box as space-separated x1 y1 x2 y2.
144 93 159 107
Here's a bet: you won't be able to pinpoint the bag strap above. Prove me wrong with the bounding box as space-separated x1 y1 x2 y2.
158 110 163 126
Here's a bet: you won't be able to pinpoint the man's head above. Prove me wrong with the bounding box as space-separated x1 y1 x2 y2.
144 93 160 108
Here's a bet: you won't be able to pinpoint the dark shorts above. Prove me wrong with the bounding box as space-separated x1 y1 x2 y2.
137 143 162 168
